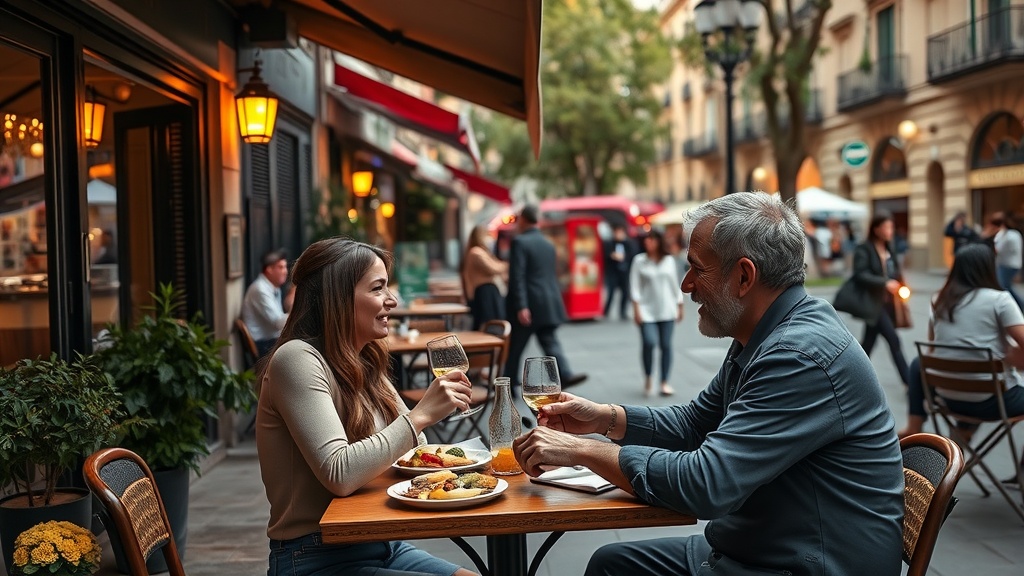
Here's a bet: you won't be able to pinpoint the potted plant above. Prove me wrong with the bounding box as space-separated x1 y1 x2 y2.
10 520 102 576
0 354 125 575
93 283 254 572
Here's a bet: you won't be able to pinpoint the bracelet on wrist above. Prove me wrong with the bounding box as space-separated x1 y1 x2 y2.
603 403 618 437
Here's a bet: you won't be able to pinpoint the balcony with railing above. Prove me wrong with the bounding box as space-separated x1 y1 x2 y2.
928 6 1024 82
683 131 719 158
682 82 692 102
837 55 908 112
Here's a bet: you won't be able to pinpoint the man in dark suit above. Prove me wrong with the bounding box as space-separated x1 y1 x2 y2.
504 204 588 389
602 223 637 320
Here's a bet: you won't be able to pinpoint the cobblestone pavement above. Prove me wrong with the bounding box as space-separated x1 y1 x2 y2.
49 270 1023 576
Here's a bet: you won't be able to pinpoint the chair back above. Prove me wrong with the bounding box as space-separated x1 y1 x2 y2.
480 319 512 378
83 447 186 576
901 433 965 576
234 317 260 368
915 341 1005 396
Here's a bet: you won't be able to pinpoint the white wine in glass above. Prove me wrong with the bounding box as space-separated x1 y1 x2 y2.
522 356 561 415
426 334 482 420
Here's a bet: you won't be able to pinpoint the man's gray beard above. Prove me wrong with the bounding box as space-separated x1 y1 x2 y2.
696 293 744 339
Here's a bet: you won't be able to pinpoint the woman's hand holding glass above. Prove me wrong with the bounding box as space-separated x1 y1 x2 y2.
408 369 473 430
426 334 484 420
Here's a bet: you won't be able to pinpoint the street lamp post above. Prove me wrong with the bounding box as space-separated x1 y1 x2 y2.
694 0 763 195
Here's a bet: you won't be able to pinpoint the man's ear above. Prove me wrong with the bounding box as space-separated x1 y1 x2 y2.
736 257 757 298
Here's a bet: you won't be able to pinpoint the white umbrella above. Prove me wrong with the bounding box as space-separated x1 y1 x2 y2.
792 187 868 221
650 200 705 226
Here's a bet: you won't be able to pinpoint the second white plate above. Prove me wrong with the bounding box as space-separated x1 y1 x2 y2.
387 478 508 510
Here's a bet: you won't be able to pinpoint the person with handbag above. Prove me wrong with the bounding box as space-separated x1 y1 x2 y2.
851 211 911 385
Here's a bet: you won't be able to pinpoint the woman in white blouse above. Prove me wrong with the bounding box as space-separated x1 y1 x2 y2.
630 229 685 397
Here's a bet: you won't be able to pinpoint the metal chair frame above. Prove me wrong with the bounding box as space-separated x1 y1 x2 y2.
915 341 1024 522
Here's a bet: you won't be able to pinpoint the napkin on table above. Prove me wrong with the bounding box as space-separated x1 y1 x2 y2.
530 466 616 494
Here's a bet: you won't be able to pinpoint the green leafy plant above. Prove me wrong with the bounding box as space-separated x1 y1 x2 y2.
0 354 126 506
94 283 255 473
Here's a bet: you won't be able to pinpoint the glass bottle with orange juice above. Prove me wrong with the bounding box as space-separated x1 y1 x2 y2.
488 377 523 475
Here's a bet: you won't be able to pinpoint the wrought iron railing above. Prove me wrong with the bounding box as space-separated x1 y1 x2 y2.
927 6 1024 82
837 55 907 112
734 113 765 144
683 131 719 158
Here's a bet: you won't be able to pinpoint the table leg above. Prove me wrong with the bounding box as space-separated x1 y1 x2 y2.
488 533 527 576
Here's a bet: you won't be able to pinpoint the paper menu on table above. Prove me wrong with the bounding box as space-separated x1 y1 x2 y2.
529 466 617 494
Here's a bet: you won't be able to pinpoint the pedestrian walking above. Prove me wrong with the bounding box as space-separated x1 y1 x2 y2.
945 211 981 261
504 204 588 389
460 224 507 329
852 211 911 385
602 223 637 320
629 229 683 397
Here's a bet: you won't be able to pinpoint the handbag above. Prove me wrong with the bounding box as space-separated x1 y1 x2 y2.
832 278 874 320
893 295 913 329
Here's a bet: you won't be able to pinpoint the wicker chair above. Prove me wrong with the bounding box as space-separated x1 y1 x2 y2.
83 447 186 576
901 432 965 576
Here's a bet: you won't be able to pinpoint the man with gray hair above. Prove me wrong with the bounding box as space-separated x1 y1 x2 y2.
513 192 903 575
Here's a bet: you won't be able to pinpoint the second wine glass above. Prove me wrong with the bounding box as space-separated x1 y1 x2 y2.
426 334 483 420
522 356 561 415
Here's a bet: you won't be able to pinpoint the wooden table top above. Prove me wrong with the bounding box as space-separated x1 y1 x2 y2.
390 303 470 317
387 331 503 354
320 470 697 545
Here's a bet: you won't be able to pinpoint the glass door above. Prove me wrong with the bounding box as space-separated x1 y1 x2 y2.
0 36 50 366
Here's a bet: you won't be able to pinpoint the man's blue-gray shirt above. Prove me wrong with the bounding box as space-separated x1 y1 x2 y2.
618 285 903 575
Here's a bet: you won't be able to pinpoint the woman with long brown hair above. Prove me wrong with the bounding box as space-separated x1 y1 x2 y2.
256 237 478 576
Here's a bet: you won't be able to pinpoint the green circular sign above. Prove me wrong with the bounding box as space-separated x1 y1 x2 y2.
841 141 870 168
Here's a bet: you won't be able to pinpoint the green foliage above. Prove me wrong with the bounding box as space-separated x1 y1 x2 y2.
476 0 672 196
93 283 255 473
0 354 127 506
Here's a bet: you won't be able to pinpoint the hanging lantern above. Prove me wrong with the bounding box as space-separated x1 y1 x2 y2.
235 59 279 144
84 87 105 148
352 171 374 197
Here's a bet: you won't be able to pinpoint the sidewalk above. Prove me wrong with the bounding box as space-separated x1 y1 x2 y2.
108 270 1024 574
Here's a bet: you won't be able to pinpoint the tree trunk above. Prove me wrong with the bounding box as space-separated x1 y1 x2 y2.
776 152 803 205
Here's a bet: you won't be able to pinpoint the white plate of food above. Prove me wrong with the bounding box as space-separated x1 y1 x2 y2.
387 471 508 510
391 445 492 476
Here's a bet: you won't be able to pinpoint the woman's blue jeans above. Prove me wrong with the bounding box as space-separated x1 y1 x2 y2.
267 532 459 576
639 320 675 382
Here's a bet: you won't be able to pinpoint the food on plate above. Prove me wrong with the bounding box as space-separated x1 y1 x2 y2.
396 446 477 468
402 470 498 500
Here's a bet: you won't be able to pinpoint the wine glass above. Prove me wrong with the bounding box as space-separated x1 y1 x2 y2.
426 334 483 420
522 356 561 416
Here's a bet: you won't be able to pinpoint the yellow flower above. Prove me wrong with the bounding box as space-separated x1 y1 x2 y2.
30 542 59 564
12 547 29 567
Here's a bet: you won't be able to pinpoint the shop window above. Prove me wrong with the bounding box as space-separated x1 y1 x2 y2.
971 111 1024 169
871 139 908 182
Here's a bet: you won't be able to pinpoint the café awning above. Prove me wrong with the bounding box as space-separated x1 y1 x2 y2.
333 65 480 167
272 0 543 157
445 164 511 205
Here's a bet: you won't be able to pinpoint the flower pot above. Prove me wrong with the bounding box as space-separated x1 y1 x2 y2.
102 466 189 574
0 488 92 575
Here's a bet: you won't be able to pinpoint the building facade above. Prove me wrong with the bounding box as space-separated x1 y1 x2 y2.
650 0 1024 270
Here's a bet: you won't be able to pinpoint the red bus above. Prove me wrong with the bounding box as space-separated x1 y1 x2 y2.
488 195 663 244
